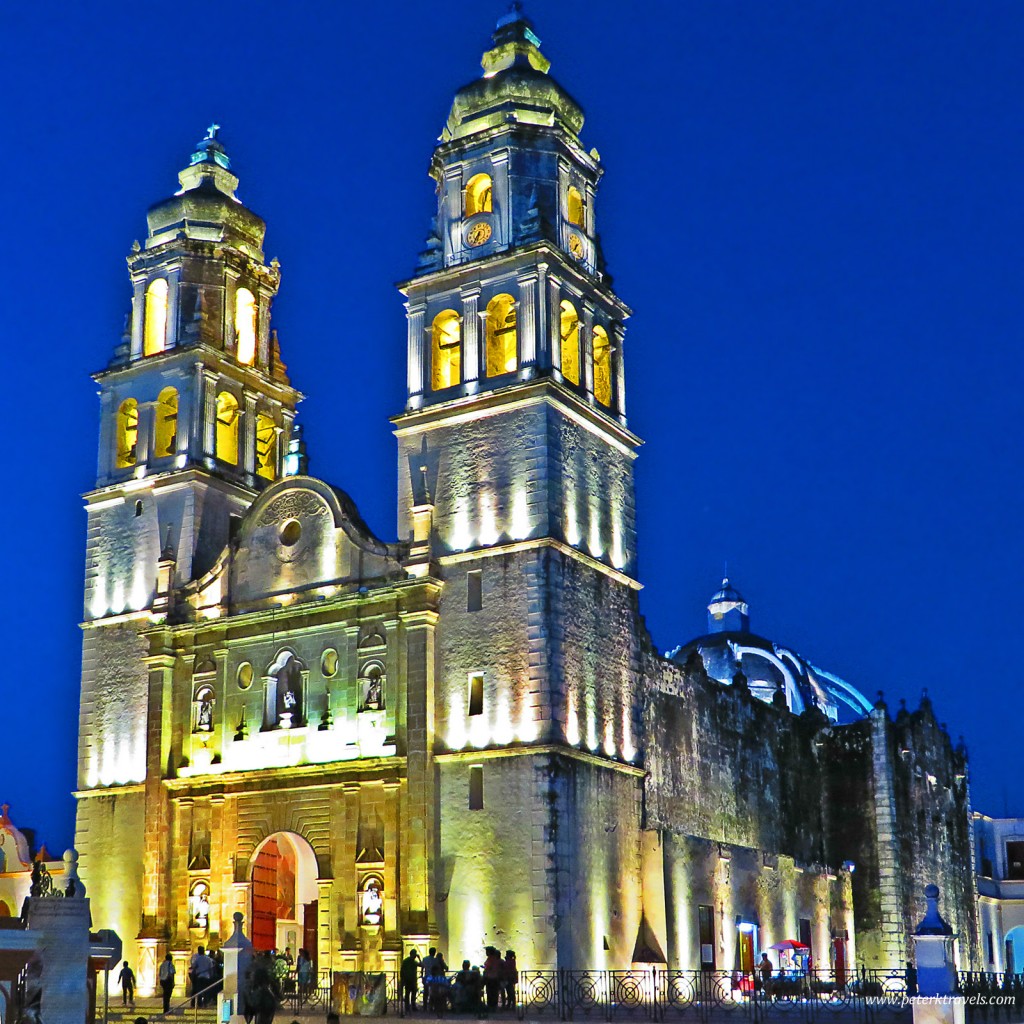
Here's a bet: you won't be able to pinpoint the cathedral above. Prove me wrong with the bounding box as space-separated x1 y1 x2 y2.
74 10 978 996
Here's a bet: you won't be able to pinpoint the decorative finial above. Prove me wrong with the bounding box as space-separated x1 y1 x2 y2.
205 123 221 141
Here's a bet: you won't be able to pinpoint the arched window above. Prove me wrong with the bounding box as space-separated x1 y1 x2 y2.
559 300 581 386
359 662 386 712
485 294 517 377
154 387 178 458
192 685 215 733
431 310 462 391
593 325 612 407
235 287 257 366
265 650 305 729
359 875 384 927
215 391 240 465
143 278 169 357
465 173 493 216
255 413 277 481
115 399 139 468
567 185 584 227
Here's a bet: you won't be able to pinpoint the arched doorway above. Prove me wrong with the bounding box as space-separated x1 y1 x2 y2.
1005 925 1024 974
251 833 320 966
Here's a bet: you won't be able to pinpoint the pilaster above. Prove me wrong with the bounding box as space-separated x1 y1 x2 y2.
462 286 481 385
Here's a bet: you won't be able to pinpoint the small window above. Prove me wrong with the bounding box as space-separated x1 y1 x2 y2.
115 399 139 469
468 672 484 717
235 287 257 366
698 905 715 970
321 649 339 677
469 765 484 810
255 413 277 481
236 662 254 690
485 294 517 377
559 300 581 385
982 856 993 877
988 932 995 964
143 278 169 356
431 310 462 391
154 387 178 458
465 173 493 216
567 185 584 227
215 391 240 465
1007 841 1024 880
467 570 482 612
593 325 612 407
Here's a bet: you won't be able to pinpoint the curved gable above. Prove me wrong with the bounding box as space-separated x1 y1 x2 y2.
231 476 403 605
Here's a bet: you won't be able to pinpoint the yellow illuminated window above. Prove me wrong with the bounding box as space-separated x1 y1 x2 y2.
465 173 493 216
485 294 517 377
593 325 612 407
559 300 581 385
154 387 178 458
235 287 257 366
431 310 462 390
567 185 584 227
115 398 139 468
255 413 277 480
215 391 240 465
143 278 169 356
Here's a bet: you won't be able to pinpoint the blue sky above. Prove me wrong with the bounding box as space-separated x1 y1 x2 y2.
1 0 1021 850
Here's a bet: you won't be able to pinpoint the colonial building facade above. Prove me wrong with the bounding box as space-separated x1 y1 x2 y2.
74 11 978 995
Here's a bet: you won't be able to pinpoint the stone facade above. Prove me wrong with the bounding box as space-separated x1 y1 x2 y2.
74 11 978 995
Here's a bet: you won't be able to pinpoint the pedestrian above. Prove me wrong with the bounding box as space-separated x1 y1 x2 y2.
297 948 314 1003
117 960 136 1007
190 944 215 1007
483 946 502 1011
758 953 773 999
401 948 420 1011
245 953 281 1024
501 950 518 1009
159 953 176 1013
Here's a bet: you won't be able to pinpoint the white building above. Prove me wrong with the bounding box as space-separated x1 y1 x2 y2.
974 813 1024 972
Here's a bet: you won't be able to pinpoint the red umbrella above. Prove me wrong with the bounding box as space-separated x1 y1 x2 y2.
769 940 809 952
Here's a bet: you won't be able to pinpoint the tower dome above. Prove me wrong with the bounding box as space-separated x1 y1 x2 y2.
707 577 749 633
443 6 585 143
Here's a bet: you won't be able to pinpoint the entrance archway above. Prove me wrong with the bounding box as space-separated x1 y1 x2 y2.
1005 925 1024 974
250 832 320 966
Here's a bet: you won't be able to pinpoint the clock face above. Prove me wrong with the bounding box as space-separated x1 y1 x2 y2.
568 232 584 258
467 220 492 247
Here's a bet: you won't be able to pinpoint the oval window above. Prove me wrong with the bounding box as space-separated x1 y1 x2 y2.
321 649 339 677
280 520 302 546
237 662 254 690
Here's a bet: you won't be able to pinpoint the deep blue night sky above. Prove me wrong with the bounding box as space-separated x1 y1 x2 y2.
2 1 1021 853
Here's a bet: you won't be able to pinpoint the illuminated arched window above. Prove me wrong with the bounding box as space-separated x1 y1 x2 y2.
431 310 462 390
485 294 517 377
189 880 210 930
143 278 169 356
567 186 584 227
559 300 581 386
256 413 277 481
593 325 612 407
154 387 178 458
235 287 257 366
215 391 240 466
465 173 493 216
115 399 139 468
192 685 215 733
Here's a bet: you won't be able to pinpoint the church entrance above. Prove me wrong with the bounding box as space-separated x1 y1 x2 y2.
250 832 320 965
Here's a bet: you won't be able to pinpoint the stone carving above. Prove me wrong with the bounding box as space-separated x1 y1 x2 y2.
257 491 328 527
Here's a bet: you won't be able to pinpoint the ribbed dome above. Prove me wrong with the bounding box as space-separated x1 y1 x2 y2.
442 8 584 143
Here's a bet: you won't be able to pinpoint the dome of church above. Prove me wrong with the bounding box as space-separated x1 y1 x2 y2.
145 127 266 256
443 7 585 142
668 581 875 724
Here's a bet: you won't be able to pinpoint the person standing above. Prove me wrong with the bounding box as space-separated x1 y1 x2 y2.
401 948 420 1012
296 948 314 1004
190 945 215 1007
501 950 518 1009
117 960 135 1007
159 954 176 1013
758 953 773 999
483 947 502 1012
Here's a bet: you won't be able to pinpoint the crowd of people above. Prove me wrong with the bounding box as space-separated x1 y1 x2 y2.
401 946 519 1014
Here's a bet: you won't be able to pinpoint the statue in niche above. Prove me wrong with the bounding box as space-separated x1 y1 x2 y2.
360 879 383 927
189 881 210 930
275 658 304 727
361 666 384 712
195 691 214 732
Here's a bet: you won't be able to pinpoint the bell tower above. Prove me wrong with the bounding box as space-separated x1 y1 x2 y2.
86 127 301 620
393 10 645 968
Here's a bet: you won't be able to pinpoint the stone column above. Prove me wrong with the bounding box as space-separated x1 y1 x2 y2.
491 151 510 246
443 167 462 263
242 391 257 479
461 286 481 386
536 262 550 368
166 266 183 350
223 269 240 358
548 274 563 374
582 300 596 398
406 302 427 406
341 784 361 945
202 369 218 461
612 322 628 419
257 287 273 368
131 281 146 359
383 782 400 940
517 269 539 371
